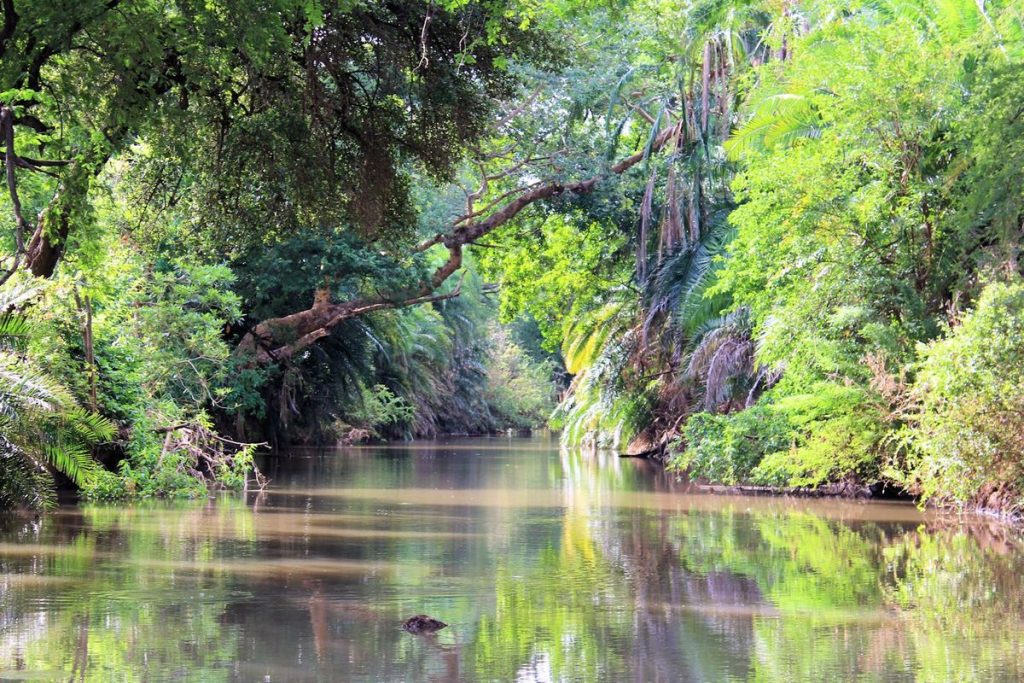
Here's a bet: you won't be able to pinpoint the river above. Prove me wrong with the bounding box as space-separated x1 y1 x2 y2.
0 435 1021 681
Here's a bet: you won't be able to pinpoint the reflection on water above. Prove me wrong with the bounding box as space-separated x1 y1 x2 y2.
0 436 1022 681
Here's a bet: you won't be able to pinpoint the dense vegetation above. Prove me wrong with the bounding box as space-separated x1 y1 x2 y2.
3 0 1024 515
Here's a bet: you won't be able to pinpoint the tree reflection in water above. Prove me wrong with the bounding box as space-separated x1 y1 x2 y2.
0 440 1020 681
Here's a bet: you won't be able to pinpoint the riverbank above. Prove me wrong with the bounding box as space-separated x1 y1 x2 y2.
621 441 1024 525
682 473 1024 525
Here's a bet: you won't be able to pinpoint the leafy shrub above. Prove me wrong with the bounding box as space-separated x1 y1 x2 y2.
753 383 886 487
85 406 259 500
898 280 1024 512
669 405 792 484
484 328 556 429
22 251 256 500
671 382 888 488
356 384 415 430
329 384 415 443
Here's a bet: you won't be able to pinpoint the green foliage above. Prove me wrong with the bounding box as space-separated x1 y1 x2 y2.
477 0 768 450
672 381 888 488
480 212 631 351
484 325 558 428
0 0 566 487
8 191 256 499
553 324 656 450
330 384 416 443
754 383 887 487
326 315 556 443
358 385 416 432
661 0 1024 500
91 441 206 502
670 405 791 484
1 0 555 257
6 0 1024 512
897 279 1024 512
87 407 258 500
239 263 553 443
0 284 112 509
643 219 735 343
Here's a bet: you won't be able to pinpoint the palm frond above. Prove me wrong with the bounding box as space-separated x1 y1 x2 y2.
0 287 106 508
43 442 99 486
685 306 760 412
725 93 822 159
0 312 31 347
643 217 735 341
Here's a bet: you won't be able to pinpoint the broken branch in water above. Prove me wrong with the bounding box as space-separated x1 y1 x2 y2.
154 421 269 491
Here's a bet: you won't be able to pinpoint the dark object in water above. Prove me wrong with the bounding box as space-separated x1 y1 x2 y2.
403 614 448 634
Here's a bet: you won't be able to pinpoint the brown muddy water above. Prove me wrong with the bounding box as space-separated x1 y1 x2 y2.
0 435 1022 681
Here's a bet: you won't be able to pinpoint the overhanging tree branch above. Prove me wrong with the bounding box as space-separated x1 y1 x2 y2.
236 121 682 365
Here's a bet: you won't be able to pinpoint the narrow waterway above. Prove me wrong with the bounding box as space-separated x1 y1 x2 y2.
0 436 1021 681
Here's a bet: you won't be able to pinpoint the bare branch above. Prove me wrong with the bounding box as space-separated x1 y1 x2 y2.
11 115 49 135
454 182 537 228
495 88 541 129
416 7 434 70
5 153 71 168
482 152 563 182
414 232 446 253
470 143 516 161
631 105 656 125
461 150 563 219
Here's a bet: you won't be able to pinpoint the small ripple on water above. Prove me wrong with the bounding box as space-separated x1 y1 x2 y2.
123 556 406 578
0 543 93 558
0 574 76 588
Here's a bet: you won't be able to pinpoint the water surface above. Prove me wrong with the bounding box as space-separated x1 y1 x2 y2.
1 436 1022 681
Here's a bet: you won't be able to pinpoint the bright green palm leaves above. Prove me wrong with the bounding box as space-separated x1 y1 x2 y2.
0 286 112 509
551 0 771 449
556 299 651 448
724 92 822 158
642 215 734 343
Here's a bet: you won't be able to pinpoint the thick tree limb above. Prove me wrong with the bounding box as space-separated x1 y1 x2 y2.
236 122 681 365
236 269 468 364
22 156 106 278
23 0 124 91
5 154 71 168
25 181 76 278
1 104 92 282
0 106 25 287
12 115 51 135
0 0 134 280
0 0 17 60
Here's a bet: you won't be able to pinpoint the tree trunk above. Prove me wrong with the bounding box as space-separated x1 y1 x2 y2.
701 41 712 136
26 211 69 277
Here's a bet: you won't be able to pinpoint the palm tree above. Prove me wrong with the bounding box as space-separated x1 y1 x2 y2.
553 1 774 450
683 306 782 412
0 285 111 509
